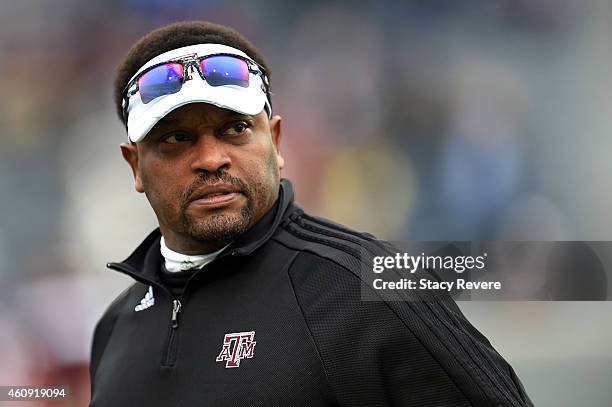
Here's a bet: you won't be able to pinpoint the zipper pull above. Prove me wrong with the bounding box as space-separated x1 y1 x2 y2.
171 299 182 329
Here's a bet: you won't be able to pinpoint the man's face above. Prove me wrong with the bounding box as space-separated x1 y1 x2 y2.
121 103 284 254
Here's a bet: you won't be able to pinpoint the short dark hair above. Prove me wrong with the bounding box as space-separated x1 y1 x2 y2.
113 21 271 126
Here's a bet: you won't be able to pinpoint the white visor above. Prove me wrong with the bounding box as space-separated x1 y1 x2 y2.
123 44 270 143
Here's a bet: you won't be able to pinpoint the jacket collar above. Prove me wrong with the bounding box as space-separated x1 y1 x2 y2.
107 178 295 283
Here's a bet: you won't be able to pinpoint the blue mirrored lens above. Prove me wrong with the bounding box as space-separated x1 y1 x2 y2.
200 56 249 87
138 63 184 104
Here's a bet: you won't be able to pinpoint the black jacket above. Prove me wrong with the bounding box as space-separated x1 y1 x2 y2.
89 179 533 407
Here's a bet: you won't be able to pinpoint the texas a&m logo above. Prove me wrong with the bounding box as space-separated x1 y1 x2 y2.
215 331 256 368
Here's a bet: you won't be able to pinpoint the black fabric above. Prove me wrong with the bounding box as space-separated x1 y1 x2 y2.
288 251 472 406
158 266 193 299
89 178 533 407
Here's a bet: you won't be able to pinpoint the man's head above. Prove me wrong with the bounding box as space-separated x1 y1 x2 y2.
116 21 284 254
113 21 271 128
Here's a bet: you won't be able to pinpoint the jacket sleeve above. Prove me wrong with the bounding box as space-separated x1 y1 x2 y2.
89 286 133 388
288 251 533 407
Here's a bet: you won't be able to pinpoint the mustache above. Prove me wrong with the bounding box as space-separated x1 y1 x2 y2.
180 170 250 205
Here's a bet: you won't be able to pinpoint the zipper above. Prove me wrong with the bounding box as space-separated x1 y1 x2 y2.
163 299 182 366
171 299 182 329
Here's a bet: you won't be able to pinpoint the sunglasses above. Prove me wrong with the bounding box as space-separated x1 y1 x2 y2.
122 53 270 121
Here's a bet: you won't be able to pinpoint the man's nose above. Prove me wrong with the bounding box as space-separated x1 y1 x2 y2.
190 134 231 173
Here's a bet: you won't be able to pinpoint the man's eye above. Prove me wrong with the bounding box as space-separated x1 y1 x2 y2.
163 132 190 144
223 122 249 136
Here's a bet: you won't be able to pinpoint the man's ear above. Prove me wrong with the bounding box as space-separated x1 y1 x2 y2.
120 142 144 193
269 115 284 170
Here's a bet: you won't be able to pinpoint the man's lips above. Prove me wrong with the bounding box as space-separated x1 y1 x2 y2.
188 184 243 208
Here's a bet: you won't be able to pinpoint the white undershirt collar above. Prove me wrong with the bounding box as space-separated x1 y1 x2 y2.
160 236 230 272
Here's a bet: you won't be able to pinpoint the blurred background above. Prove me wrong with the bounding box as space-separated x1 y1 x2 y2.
1 0 611 405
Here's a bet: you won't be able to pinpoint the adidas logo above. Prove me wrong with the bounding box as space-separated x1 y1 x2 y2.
135 286 155 312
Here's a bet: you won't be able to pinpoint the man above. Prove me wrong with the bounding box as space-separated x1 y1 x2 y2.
89 21 533 406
